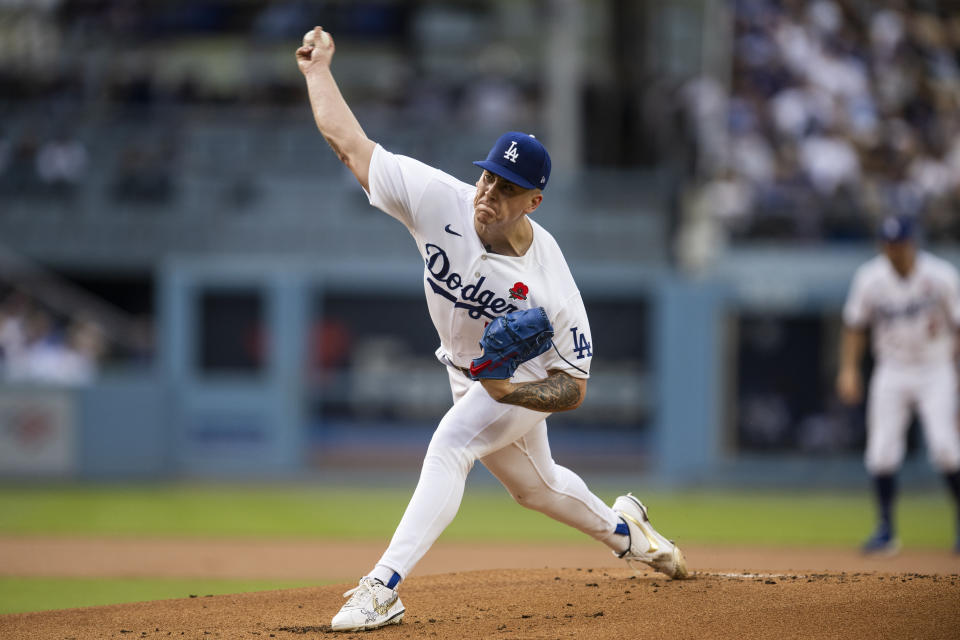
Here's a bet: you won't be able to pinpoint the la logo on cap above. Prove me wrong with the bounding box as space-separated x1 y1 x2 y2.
503 141 519 164
473 131 552 190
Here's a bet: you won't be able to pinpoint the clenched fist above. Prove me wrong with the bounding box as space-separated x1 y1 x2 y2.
296 26 334 75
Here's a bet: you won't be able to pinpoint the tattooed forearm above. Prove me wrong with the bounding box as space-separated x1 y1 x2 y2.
497 372 583 413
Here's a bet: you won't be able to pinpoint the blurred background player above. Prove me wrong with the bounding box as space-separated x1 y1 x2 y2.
837 214 960 554
296 26 686 632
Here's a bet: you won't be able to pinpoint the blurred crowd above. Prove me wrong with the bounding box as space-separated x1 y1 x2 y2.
4 0 960 253
0 0 520 207
0 0 409 108
0 289 107 385
0 129 87 199
0 125 186 205
679 0 960 262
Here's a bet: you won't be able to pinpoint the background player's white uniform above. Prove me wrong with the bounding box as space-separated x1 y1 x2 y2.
843 251 960 474
363 144 623 581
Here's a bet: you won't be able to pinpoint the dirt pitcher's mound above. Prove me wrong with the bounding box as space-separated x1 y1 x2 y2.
4 538 959 580
3 567 959 640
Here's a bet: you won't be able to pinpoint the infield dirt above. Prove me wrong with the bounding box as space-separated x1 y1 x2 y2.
2 539 960 639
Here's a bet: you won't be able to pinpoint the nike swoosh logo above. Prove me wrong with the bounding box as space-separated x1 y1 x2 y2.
371 592 397 616
444 224 462 237
469 351 519 377
619 510 659 554
469 360 492 377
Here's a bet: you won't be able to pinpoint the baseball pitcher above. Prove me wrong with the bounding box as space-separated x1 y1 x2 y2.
296 26 687 632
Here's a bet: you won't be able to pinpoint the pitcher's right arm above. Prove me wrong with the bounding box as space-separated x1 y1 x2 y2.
296 27 376 192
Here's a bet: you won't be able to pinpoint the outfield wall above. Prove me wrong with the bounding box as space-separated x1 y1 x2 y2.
4 247 957 487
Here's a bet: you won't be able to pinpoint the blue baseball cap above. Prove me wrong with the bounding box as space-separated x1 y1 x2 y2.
879 215 915 243
473 131 551 190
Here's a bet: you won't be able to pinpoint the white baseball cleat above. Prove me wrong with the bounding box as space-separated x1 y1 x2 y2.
612 493 688 580
330 577 405 632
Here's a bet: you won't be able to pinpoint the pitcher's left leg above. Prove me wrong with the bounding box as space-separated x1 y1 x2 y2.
481 424 687 578
480 422 622 545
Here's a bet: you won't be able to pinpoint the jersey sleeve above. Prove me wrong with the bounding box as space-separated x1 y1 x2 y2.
539 292 593 379
942 263 960 327
842 266 872 329
365 144 447 231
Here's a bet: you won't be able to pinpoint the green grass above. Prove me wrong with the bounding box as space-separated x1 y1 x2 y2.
0 577 321 615
0 483 954 548
0 484 955 614
640 491 954 548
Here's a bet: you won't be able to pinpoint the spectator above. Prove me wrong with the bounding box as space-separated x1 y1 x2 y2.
4 307 105 386
35 131 88 199
0 291 31 373
797 125 861 198
112 142 175 204
769 83 834 140
3 306 54 382
2 133 41 196
678 0 960 254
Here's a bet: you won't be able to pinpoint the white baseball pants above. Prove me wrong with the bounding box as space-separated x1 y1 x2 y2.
866 361 960 475
374 368 624 580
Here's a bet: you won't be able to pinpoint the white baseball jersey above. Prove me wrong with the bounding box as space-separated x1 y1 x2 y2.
365 144 593 382
360 145 623 585
843 251 960 366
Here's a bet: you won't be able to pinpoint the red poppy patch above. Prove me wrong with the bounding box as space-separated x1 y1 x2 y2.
509 282 529 300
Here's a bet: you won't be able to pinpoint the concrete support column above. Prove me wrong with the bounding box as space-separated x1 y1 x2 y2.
544 0 584 177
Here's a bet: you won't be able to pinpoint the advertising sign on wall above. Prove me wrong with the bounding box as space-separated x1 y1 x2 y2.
0 388 75 475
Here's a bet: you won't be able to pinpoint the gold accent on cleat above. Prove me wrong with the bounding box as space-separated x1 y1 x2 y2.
371 592 397 617
618 510 659 554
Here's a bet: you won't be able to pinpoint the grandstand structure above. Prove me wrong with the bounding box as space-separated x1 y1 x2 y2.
1 0 957 485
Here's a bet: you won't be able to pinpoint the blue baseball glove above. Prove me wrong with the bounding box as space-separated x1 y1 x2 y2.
469 307 555 380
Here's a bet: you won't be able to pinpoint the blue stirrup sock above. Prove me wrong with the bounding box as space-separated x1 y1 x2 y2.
611 518 632 557
873 474 896 534
944 470 960 524
369 565 402 589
